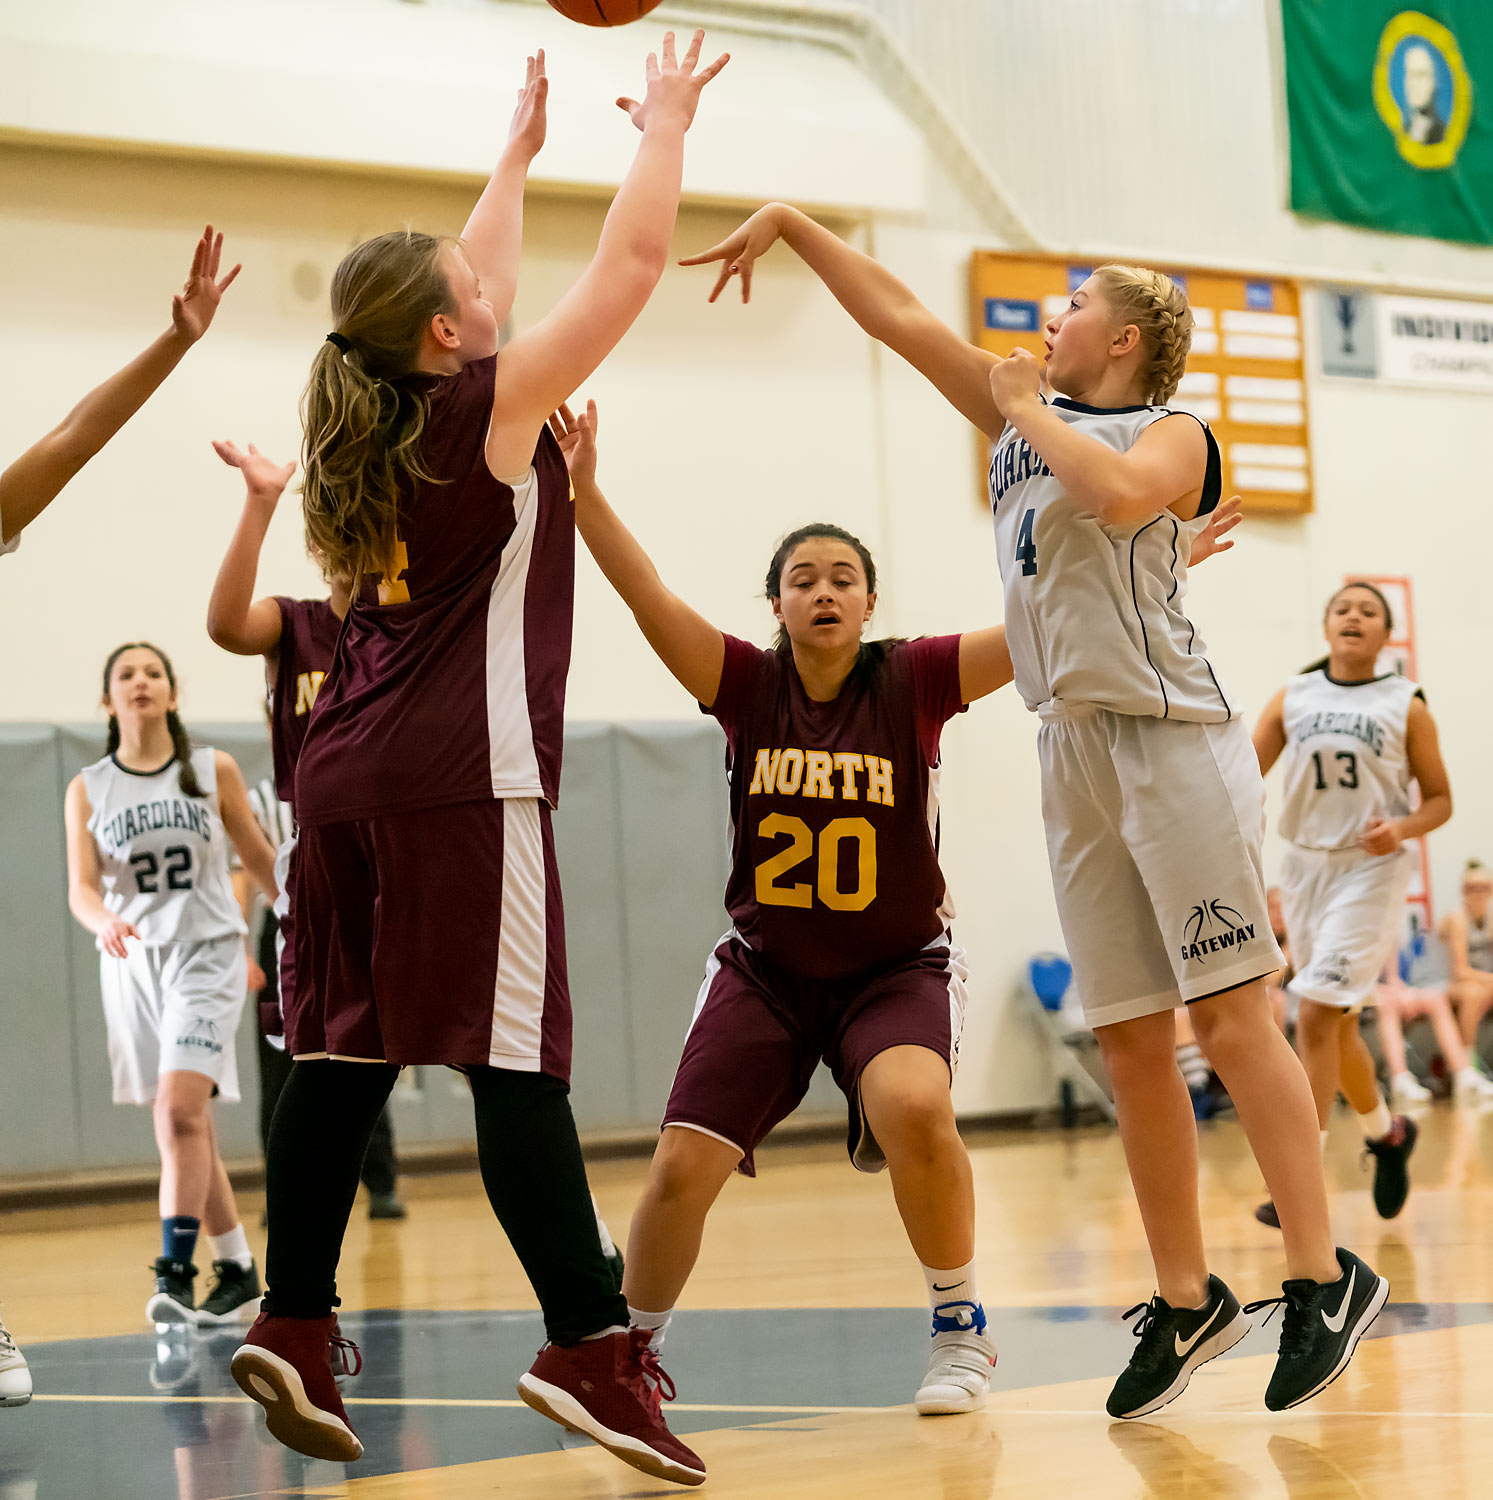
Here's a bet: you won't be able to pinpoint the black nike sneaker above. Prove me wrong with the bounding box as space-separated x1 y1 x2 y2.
1106 1274 1252 1419
146 1258 197 1327
195 1260 263 1326
1247 1246 1388 1411
1365 1114 1418 1219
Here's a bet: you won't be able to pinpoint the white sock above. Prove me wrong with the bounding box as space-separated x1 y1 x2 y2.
590 1194 617 1258
627 1305 673 1354
580 1324 628 1341
1390 1070 1419 1089
1359 1098 1393 1142
922 1259 980 1318
210 1223 253 1271
1320 1129 1330 1158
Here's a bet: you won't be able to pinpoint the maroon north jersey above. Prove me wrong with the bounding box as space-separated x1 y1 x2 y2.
295 354 574 825
708 633 967 981
269 596 341 806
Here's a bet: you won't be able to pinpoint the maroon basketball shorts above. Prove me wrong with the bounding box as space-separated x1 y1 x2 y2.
288 798 571 1078
663 931 969 1176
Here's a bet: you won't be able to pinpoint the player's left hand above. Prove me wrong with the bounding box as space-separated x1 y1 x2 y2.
172 225 240 344
1359 818 1403 856
507 50 548 160
246 955 267 993
213 440 297 505
988 348 1043 418
1189 496 1243 567
549 400 599 491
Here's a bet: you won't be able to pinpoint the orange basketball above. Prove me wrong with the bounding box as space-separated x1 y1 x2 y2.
545 0 666 25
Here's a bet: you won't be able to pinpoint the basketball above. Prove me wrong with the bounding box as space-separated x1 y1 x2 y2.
545 0 666 26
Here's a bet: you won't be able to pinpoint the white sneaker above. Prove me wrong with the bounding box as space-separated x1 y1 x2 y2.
1453 1067 1493 1105
1390 1072 1433 1106
0 1314 32 1407
915 1303 996 1415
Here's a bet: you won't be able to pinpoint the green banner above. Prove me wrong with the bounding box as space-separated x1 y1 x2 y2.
1282 2 1493 244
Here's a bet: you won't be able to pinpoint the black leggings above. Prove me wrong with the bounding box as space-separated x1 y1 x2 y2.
262 1059 627 1344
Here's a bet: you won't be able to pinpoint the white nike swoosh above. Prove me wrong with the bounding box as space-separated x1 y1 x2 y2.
1173 1298 1225 1359
1323 1267 1356 1333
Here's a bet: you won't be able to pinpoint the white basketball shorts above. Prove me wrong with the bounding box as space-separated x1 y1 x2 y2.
100 936 248 1104
1038 706 1284 1029
1279 844 1411 1012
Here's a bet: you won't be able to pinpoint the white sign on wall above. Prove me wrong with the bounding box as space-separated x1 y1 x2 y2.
1376 294 1493 390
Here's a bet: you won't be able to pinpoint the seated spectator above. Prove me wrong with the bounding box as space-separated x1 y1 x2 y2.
1375 962 1493 1106
1438 860 1493 1083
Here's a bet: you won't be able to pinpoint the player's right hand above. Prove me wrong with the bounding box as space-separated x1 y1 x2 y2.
98 917 139 959
616 30 729 135
172 225 240 344
213 440 297 506
678 205 786 303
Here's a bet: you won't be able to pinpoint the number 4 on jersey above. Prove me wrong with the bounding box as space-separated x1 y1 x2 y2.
1016 508 1038 577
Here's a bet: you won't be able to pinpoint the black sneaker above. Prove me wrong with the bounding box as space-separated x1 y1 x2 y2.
1254 1201 1281 1229
1106 1274 1252 1419
1246 1246 1388 1411
146 1258 197 1327
195 1260 263 1326
1365 1114 1418 1219
149 1326 199 1392
367 1192 408 1221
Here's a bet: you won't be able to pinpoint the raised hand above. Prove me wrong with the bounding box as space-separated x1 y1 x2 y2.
508 49 548 160
549 400 599 491
678 205 786 304
988 348 1043 419
172 225 241 344
1189 495 1243 567
213 440 297 506
616 29 729 135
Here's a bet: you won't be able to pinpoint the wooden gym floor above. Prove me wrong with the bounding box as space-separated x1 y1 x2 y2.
2 1101 1491 1498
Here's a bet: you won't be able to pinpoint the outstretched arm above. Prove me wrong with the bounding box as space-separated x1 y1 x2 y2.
957 626 1014 704
0 227 240 543
460 50 548 328
487 31 729 478
552 400 725 706
680 203 1003 440
206 441 297 657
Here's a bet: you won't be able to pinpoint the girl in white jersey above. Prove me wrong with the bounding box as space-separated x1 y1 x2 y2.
64 643 278 1329
684 205 1385 1419
1254 583 1452 1226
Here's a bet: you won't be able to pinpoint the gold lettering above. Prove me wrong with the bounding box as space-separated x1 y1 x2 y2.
833 752 863 800
377 537 411 605
817 817 877 911
749 749 782 797
754 813 814 908
864 755 894 806
803 751 835 800
294 671 326 717
775 748 805 796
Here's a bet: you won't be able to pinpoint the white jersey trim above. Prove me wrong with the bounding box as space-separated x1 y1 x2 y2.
485 467 546 800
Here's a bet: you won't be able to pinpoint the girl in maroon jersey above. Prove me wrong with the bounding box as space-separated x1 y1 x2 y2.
551 398 1240 1417
228 40 728 1487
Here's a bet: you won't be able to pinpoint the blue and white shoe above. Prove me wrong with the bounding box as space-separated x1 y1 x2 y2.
915 1300 996 1414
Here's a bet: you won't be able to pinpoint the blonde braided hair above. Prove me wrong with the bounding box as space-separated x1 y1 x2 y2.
1091 264 1192 406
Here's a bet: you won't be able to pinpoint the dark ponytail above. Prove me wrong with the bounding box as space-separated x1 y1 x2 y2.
100 642 206 799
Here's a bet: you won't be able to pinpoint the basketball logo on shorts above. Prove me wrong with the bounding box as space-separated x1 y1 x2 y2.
1180 899 1257 966
177 1017 223 1056
1315 952 1351 988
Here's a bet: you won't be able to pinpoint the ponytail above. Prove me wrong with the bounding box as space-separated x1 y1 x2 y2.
301 230 458 586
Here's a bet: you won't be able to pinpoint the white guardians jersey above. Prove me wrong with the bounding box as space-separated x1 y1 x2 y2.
1277 668 1420 851
988 397 1231 721
82 747 246 945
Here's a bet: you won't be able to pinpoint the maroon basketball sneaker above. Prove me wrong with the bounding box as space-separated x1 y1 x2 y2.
517 1328 706 1486
231 1311 363 1463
